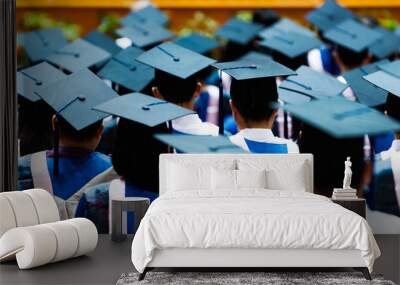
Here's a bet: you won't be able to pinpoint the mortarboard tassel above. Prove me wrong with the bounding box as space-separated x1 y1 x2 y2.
53 115 60 176
218 71 224 135
53 95 87 176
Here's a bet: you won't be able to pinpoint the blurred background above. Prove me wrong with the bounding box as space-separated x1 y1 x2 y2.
15 0 400 44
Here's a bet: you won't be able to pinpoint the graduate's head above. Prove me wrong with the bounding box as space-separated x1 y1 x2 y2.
229 77 278 130
52 115 104 150
333 45 371 71
386 93 400 137
253 9 280 27
152 70 202 109
222 42 251 62
112 118 168 189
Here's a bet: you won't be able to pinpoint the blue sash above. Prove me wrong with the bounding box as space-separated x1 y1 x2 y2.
367 157 400 217
320 47 340 76
371 132 395 155
244 139 288 154
195 91 210 122
125 183 158 233
47 149 112 200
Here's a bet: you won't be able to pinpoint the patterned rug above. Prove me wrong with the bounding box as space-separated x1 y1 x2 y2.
117 271 395 285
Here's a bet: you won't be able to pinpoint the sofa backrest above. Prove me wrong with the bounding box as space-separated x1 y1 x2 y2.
159 154 313 195
0 189 60 237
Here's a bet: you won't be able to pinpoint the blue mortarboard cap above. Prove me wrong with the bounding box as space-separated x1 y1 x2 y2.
363 60 400 97
154 134 245 153
17 62 67 102
98 46 154 92
136 42 216 79
36 69 119 131
284 97 400 138
378 60 400 78
121 5 168 27
259 29 322 58
279 65 348 100
93 93 194 127
213 59 295 80
278 88 312 104
263 18 316 38
174 32 220 55
395 27 400 37
342 60 390 106
306 0 355 32
116 22 173 49
240 51 272 62
323 19 382 53
369 27 400 60
45 38 111 73
84 31 122 56
18 28 68 63
216 18 264 45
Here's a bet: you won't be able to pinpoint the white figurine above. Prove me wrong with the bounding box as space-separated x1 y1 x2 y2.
343 157 353 190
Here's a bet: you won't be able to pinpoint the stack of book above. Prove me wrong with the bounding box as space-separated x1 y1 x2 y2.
332 188 357 200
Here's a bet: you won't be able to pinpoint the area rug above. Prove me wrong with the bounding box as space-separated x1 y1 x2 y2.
116 271 395 285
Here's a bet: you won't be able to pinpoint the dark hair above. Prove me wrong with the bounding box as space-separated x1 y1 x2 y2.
57 117 103 141
221 42 251 62
335 45 368 68
386 93 400 121
18 98 54 155
112 119 169 192
230 77 277 122
299 124 365 197
273 52 308 70
253 9 280 27
154 70 199 104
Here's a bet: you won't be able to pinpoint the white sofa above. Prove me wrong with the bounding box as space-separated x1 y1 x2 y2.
0 189 98 269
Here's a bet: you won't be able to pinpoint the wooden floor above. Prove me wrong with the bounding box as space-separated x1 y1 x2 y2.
0 235 399 285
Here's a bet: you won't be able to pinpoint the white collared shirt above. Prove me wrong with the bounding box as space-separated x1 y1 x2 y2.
381 139 400 160
229 128 299 153
171 114 219 136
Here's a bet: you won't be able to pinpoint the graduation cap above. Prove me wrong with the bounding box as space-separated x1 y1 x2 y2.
213 59 294 80
216 18 264 45
240 51 272 62
45 38 111 73
278 88 312 104
84 31 122 56
283 97 400 138
17 62 67 102
369 27 400 60
154 134 245 153
213 59 295 133
174 32 220 55
97 46 154 92
116 22 173 49
136 42 216 79
323 19 382 53
93 93 194 127
264 18 316 38
35 68 119 175
363 60 400 97
342 60 390 107
121 5 168 27
278 65 348 100
258 29 322 59
306 0 355 32
18 28 68 63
